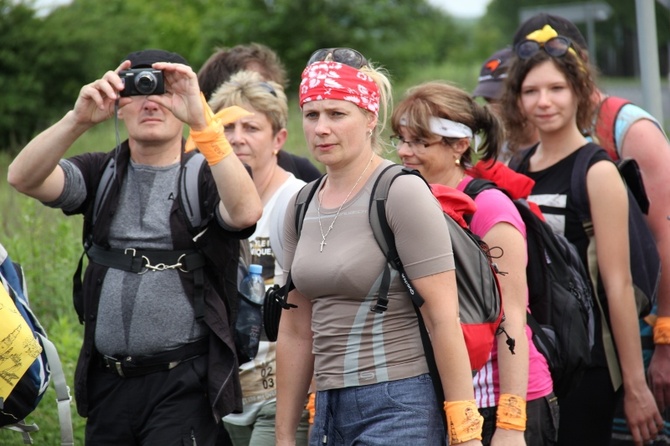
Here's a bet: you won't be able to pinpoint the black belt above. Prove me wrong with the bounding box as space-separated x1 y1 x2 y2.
98 338 209 378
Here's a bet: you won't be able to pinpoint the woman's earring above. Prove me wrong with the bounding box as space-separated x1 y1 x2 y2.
455 158 461 166
367 129 373 139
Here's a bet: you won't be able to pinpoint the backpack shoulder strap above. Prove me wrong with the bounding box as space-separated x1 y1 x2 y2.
294 176 324 235
462 178 497 200
570 143 605 223
507 144 537 173
595 96 631 161
368 164 426 311
179 152 207 232
92 156 117 227
270 175 324 313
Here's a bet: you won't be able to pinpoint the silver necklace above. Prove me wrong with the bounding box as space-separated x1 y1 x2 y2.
317 155 374 252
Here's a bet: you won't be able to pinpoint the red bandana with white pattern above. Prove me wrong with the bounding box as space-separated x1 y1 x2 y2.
299 61 380 116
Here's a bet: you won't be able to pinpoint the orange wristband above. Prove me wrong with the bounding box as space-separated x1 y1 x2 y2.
496 393 527 431
654 316 670 345
306 392 316 424
444 400 483 444
187 93 251 165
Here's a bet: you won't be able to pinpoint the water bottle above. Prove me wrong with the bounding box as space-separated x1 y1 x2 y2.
235 264 265 361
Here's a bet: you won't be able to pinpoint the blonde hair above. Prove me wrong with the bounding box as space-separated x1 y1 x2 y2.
209 70 288 134
359 63 392 155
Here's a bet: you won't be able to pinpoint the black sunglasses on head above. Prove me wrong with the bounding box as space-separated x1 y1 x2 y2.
515 36 573 60
306 48 368 69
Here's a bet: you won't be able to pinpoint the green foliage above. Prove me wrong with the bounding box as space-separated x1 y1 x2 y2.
0 163 86 444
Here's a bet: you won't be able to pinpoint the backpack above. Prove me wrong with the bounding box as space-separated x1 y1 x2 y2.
593 96 650 214
79 150 255 361
570 143 660 321
593 96 631 162
1 243 74 446
265 164 507 374
464 175 595 400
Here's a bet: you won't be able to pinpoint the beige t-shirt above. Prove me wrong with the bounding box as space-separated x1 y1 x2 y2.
283 161 455 391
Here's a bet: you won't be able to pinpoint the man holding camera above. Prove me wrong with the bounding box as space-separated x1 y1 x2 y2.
7 49 262 444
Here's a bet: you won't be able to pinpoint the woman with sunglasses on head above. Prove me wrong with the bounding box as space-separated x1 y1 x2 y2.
208 70 310 446
275 48 484 446
501 22 663 446
391 81 557 446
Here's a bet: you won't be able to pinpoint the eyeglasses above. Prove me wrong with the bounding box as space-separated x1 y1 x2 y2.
515 36 573 60
307 48 369 69
390 135 444 153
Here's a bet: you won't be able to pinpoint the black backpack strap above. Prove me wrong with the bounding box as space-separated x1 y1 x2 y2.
92 156 117 227
462 178 497 198
569 143 602 223
262 177 324 341
368 164 446 423
73 155 117 324
368 164 426 311
507 144 537 173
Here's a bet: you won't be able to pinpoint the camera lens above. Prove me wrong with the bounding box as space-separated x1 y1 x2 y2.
134 70 158 95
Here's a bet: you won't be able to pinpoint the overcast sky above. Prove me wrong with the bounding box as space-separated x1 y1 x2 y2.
428 0 491 18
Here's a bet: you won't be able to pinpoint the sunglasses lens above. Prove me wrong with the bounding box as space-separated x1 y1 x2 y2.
307 49 331 66
516 40 540 59
306 48 368 69
332 48 367 68
544 37 571 57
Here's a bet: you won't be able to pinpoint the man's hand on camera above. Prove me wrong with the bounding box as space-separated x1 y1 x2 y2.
71 61 132 127
145 62 206 129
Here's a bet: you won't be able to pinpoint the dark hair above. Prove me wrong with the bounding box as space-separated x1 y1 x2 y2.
123 49 189 68
501 48 596 149
391 81 503 165
513 13 588 52
197 43 287 101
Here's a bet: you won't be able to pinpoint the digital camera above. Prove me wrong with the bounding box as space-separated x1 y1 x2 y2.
119 68 165 97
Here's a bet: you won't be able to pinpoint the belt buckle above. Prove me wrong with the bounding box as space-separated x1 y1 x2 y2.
103 355 126 377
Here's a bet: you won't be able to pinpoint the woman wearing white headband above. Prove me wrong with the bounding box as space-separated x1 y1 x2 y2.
391 80 557 446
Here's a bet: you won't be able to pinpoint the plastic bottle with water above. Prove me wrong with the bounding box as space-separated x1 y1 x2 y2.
235 264 265 361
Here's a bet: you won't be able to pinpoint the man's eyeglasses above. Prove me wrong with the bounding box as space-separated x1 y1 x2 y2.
390 135 444 153
515 36 573 60
307 48 368 69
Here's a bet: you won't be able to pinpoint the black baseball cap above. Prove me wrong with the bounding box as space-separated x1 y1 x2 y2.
513 13 588 51
123 49 189 68
472 48 513 101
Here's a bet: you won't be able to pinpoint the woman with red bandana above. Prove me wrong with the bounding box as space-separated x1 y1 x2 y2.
502 22 663 446
275 49 484 445
391 80 558 446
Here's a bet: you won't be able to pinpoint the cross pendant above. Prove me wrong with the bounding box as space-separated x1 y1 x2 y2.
320 239 327 252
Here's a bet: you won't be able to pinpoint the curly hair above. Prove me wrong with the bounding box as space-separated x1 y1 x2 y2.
500 48 597 149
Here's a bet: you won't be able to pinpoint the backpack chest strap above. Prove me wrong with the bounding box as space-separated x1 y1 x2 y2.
86 243 206 274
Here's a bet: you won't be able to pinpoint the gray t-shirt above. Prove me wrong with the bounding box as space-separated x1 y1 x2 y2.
283 161 455 390
53 159 207 356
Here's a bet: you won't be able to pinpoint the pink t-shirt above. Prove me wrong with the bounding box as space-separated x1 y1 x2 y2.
459 177 553 406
